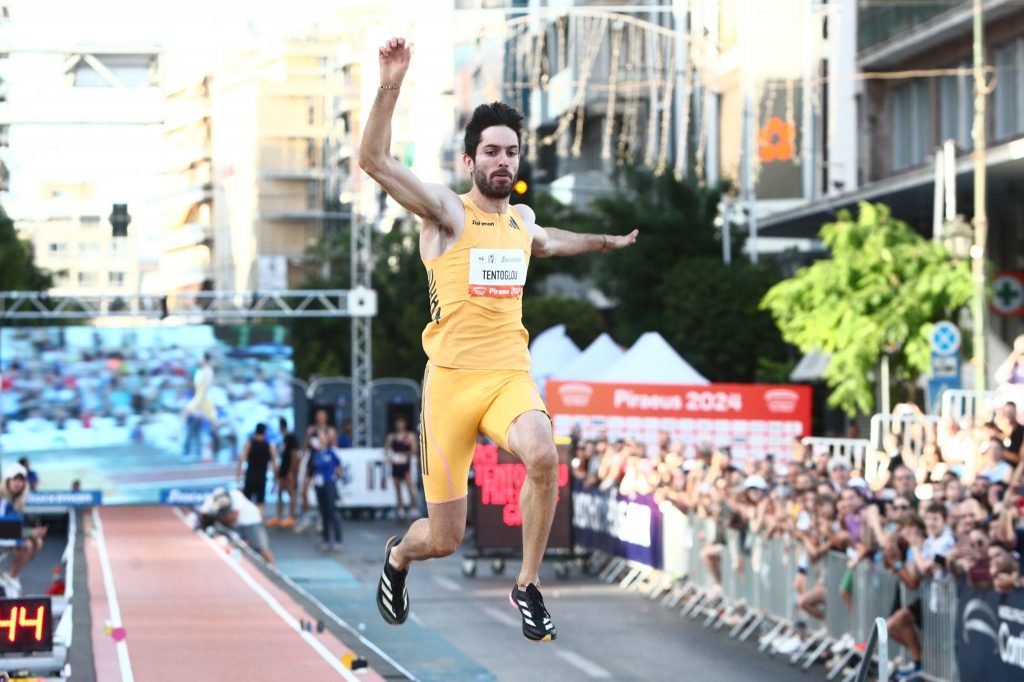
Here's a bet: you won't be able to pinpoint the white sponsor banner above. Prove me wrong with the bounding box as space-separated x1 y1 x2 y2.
336 448 404 509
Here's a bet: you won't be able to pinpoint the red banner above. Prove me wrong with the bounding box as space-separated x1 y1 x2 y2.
546 381 812 458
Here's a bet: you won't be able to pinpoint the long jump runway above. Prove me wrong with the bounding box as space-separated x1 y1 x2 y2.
84 506 386 682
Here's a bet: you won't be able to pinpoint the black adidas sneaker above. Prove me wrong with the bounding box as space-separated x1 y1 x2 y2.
509 583 557 642
376 536 409 625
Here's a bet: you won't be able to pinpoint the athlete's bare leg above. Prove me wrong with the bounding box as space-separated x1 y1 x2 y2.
389 496 466 570
507 410 558 588
400 476 418 511
392 478 404 513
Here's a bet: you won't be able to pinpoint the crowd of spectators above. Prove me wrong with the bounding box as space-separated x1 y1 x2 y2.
570 395 1024 680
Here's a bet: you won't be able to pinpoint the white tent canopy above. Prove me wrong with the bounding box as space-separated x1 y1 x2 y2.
550 333 624 381
595 332 709 385
529 324 581 394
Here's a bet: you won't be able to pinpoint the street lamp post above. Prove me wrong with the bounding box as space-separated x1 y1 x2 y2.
971 0 989 390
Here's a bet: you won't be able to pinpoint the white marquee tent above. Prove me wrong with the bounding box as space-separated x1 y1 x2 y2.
529 324 581 394
595 331 709 385
550 333 624 382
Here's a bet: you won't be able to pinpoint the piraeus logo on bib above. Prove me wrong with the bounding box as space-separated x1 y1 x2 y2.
468 248 527 298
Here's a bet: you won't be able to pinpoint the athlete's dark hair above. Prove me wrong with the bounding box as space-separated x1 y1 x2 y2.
463 102 524 158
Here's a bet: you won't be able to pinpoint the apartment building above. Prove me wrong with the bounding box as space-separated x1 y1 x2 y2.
761 0 1024 346
150 76 214 293
207 35 346 292
15 181 140 294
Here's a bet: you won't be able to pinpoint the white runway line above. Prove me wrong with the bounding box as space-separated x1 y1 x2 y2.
92 507 135 682
171 508 359 680
482 606 519 628
430 575 462 592
554 650 613 679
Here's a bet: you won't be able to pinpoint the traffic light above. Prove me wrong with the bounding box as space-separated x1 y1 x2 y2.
513 161 532 205
110 203 131 238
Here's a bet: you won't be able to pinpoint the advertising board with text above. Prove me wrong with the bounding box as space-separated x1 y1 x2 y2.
471 443 573 550
546 381 812 459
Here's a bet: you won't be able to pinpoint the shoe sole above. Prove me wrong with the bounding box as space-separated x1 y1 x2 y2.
377 536 407 626
508 592 556 642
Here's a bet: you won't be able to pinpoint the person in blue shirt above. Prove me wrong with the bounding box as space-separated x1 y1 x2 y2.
306 436 344 550
336 418 354 449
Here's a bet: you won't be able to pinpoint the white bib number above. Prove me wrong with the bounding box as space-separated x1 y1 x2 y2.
468 248 527 298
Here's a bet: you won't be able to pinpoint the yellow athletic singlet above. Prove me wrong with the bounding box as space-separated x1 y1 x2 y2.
421 195 532 370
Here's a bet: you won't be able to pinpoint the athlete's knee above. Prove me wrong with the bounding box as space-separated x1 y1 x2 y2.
523 443 558 477
430 531 463 558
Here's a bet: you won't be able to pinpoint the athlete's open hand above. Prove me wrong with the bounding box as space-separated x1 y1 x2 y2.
604 228 639 252
378 37 411 88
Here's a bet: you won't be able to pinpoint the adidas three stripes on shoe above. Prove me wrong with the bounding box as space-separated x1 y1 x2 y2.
376 536 409 625
510 582 557 642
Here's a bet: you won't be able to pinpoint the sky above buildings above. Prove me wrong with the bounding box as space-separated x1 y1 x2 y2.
1 0 439 214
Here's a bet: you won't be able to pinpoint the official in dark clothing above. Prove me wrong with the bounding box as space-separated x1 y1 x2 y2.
268 418 300 528
238 423 278 514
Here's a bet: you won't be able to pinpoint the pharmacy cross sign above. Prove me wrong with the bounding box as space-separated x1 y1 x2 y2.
991 272 1024 317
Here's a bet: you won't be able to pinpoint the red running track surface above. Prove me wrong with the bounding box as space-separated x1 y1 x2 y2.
85 506 385 682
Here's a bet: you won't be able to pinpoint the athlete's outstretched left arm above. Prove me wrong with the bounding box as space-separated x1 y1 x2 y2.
516 204 638 258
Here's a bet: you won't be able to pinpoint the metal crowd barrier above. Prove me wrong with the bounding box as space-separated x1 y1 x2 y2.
802 437 872 473
868 414 940 460
583 504 963 681
914 580 960 682
940 389 995 423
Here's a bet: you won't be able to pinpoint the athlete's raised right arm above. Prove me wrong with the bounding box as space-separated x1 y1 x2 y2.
358 37 457 225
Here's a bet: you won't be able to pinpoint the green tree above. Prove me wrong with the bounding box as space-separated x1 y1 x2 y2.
580 167 786 381
291 219 430 382
522 295 604 348
0 205 52 292
658 257 790 382
760 202 973 416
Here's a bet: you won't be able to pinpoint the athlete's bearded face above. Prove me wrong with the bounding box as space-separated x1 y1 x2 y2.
465 125 520 200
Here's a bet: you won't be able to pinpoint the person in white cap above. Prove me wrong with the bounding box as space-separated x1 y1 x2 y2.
0 464 46 597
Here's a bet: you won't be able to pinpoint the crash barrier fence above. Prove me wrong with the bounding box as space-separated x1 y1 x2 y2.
940 390 996 426
802 437 872 473
869 414 942 462
856 618 890 682
574 487 961 682
0 509 75 677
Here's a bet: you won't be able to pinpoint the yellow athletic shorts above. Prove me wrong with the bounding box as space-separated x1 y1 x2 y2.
418 362 547 504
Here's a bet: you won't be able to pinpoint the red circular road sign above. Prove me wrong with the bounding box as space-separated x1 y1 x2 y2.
991 272 1024 317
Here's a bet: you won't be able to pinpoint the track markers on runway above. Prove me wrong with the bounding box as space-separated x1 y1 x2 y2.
430 575 461 592
263 564 420 682
554 650 612 679
91 507 135 682
171 508 360 681
174 508 419 680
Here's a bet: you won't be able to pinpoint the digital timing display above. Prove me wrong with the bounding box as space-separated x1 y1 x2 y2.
0 598 52 653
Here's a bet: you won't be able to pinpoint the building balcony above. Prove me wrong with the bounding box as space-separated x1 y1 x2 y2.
259 193 351 221
858 0 1020 69
263 80 338 98
159 181 213 207
163 141 212 173
162 222 212 252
